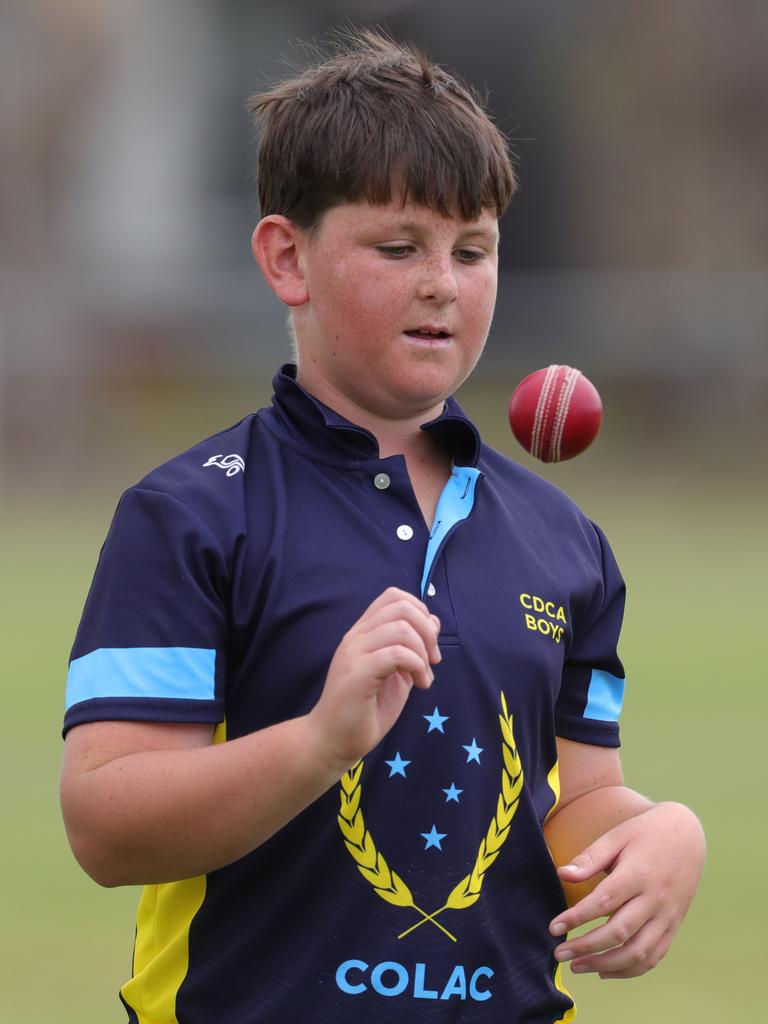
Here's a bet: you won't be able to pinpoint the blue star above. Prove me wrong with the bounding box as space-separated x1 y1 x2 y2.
442 783 463 803
463 739 484 764
423 706 449 733
420 825 447 850
385 752 411 778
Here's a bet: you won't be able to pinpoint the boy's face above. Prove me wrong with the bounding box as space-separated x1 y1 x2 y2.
292 198 499 422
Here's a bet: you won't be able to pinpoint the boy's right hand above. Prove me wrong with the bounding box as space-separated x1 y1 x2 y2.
61 587 439 884
308 587 441 775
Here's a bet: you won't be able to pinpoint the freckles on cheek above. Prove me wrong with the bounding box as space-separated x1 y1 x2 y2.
475 279 498 324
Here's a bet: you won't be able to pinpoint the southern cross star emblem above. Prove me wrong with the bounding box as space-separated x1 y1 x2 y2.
423 707 449 733
384 752 411 778
338 692 525 943
462 739 484 764
420 825 447 850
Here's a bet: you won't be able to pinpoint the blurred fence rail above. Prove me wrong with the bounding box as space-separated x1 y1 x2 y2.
2 267 766 495
3 268 768 379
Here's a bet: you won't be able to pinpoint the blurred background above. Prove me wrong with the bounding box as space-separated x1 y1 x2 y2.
1 1 765 1020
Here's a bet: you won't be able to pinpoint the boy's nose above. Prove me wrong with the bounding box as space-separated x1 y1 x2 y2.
417 257 459 304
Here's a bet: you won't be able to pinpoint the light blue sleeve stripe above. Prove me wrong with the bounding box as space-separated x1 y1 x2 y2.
583 669 626 722
65 647 216 710
420 466 480 598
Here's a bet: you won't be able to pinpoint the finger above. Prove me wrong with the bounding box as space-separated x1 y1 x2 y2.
357 594 441 663
556 828 627 882
550 866 644 937
360 620 432 678
570 918 672 978
595 927 676 980
366 593 439 657
368 644 432 690
361 587 430 621
554 895 647 962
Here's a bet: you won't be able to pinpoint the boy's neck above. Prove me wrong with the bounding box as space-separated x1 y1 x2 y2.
378 425 453 530
374 418 446 463
297 371 448 464
296 372 454 527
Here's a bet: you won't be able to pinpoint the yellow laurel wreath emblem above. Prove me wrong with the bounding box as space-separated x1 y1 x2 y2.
337 691 524 943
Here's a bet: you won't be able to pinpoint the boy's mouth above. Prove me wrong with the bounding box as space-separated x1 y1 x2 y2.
404 328 451 340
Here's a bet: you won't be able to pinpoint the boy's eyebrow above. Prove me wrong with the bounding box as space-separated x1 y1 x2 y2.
380 221 499 243
457 227 500 243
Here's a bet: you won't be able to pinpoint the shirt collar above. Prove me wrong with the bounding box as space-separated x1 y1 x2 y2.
268 364 481 466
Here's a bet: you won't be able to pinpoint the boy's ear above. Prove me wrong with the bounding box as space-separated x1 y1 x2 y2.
251 216 309 307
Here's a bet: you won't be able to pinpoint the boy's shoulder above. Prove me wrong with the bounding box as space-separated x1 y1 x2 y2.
476 440 608 553
138 413 255 488
478 439 578 510
118 413 262 539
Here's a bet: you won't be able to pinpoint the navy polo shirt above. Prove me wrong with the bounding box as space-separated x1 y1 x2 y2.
65 364 627 1024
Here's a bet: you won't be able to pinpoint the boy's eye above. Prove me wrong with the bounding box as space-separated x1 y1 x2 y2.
455 249 485 263
376 245 412 257
376 245 486 262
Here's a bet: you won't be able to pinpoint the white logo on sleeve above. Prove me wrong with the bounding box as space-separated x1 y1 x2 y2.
203 454 245 477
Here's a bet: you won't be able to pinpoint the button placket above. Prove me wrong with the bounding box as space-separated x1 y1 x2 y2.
363 458 427 595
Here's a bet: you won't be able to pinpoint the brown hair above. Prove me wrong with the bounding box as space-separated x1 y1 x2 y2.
247 27 517 231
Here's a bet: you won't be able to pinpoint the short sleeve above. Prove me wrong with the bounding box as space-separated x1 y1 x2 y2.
555 523 627 747
63 487 228 736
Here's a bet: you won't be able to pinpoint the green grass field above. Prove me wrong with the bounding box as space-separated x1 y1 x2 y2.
2 378 763 1021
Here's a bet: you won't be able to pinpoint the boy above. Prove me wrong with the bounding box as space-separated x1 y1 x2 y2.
61 29 705 1023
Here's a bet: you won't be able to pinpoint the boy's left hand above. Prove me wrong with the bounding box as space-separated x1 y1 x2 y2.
549 801 706 979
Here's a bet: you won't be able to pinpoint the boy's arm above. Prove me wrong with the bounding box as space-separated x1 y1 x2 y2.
543 737 705 979
60 588 440 887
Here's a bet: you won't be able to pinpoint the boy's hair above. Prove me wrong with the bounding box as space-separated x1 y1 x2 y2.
248 27 517 231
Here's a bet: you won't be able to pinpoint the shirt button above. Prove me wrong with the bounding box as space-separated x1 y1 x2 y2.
374 473 391 490
396 524 414 541
427 582 437 597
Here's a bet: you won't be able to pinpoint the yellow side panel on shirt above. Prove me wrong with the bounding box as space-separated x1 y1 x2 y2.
545 758 561 821
553 963 577 1022
120 720 227 1024
546 757 577 1022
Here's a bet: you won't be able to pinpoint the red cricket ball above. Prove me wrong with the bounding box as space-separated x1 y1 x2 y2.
508 365 603 462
